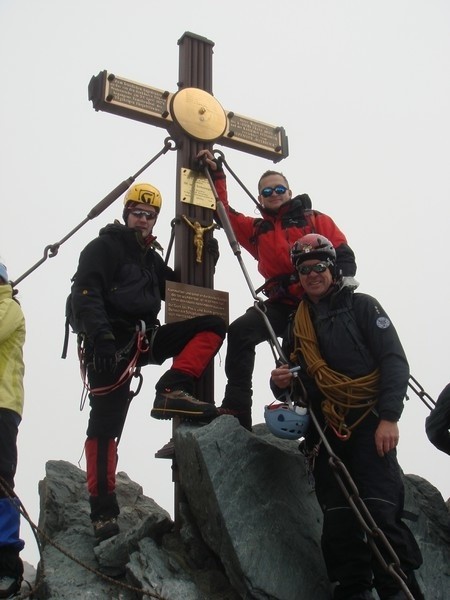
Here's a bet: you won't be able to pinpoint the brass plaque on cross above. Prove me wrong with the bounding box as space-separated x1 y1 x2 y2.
89 71 174 129
225 112 286 156
165 281 229 325
180 168 216 209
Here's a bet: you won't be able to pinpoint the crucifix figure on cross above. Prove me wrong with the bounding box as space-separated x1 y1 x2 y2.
181 215 217 264
88 31 289 404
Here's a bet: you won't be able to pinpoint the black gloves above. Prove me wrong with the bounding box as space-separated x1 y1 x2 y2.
195 154 224 178
93 335 117 373
210 155 223 173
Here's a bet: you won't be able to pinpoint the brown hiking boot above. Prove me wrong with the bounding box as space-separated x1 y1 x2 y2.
155 437 175 459
151 389 218 421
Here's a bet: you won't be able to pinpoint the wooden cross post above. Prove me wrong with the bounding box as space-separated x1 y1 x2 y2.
88 31 288 505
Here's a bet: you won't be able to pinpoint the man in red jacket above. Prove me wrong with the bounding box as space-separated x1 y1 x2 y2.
198 150 357 430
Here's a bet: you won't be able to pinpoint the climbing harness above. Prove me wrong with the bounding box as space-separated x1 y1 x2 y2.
76 321 150 424
11 137 178 288
201 151 419 599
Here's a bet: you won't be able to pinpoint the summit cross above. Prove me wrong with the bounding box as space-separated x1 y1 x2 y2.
88 31 289 403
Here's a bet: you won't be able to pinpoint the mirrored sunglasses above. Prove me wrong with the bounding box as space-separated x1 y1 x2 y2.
298 262 329 275
260 185 288 198
129 209 158 220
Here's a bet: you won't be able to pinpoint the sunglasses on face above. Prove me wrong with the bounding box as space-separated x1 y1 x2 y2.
260 185 288 198
297 262 329 275
129 209 158 220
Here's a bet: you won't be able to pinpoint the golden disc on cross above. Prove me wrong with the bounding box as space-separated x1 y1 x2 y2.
170 87 227 141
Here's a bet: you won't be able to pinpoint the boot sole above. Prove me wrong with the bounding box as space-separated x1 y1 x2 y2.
151 408 217 421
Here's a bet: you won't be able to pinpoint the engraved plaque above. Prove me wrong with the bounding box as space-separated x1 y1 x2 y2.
165 281 229 325
222 111 289 162
106 76 170 117
88 71 173 129
180 168 216 209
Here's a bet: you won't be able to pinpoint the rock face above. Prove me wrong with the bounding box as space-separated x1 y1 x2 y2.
33 416 449 600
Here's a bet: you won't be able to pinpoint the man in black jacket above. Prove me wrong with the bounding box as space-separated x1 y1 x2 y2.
71 183 226 543
270 233 423 600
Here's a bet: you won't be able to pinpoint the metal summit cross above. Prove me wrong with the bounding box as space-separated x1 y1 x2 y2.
88 31 289 403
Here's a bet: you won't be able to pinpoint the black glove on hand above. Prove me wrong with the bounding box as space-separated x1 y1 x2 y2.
93 335 117 373
194 154 223 177
211 155 223 173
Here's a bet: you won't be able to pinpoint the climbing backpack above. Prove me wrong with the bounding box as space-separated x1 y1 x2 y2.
61 276 81 359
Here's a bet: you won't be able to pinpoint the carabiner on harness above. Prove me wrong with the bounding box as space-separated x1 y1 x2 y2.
79 321 150 402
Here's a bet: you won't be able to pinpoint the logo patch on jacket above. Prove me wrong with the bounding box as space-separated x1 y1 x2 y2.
376 316 391 329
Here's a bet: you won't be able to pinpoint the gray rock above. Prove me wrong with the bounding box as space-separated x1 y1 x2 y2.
32 418 449 600
403 474 450 599
175 417 329 600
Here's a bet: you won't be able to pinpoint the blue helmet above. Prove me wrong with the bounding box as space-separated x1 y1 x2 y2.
264 402 310 440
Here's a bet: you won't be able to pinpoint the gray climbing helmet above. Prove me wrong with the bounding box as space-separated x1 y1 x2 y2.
264 402 310 440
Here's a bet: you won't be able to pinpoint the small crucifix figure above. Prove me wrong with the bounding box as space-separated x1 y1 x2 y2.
181 214 217 263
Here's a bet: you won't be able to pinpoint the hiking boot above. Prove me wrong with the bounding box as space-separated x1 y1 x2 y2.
217 406 252 430
155 437 175 459
151 389 218 421
92 517 120 543
0 574 21 598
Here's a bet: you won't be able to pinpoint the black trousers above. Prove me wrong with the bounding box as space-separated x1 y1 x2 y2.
0 408 20 494
313 414 423 599
222 301 295 414
86 314 225 438
84 314 225 521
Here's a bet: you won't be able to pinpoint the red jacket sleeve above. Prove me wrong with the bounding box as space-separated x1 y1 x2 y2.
213 174 261 260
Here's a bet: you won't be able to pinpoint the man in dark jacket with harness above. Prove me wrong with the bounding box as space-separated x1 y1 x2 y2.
71 182 226 543
198 149 357 430
270 234 423 600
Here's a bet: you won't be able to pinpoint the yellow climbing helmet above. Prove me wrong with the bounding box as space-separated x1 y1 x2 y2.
124 183 162 211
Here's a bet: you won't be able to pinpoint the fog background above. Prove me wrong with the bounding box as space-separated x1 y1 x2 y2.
1 0 449 566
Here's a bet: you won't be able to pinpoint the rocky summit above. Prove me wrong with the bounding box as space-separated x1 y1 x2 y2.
27 416 450 599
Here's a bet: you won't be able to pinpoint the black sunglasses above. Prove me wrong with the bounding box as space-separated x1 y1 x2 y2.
260 185 288 198
129 209 158 220
297 262 329 275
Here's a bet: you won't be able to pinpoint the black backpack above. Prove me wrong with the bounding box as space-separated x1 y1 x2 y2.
61 276 80 359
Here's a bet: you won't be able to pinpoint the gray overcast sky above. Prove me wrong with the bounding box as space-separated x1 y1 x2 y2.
1 0 449 566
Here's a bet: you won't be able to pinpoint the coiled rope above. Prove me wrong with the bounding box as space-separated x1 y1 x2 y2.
291 300 380 439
